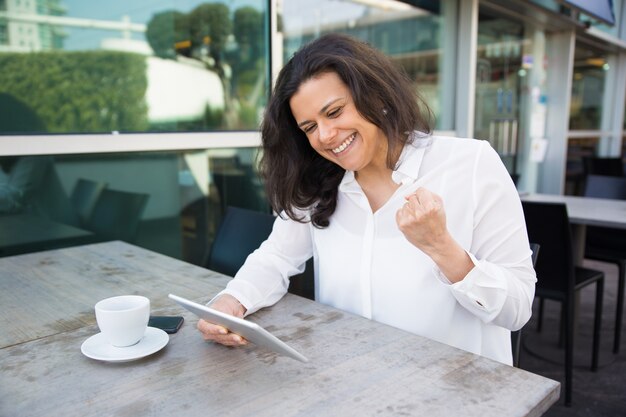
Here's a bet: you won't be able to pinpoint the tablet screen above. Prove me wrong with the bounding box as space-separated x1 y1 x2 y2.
168 294 308 362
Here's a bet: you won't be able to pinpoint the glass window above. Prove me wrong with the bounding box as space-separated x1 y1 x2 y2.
569 44 608 130
0 1 269 135
0 20 7 45
278 0 455 131
0 147 269 265
474 11 532 182
528 0 560 13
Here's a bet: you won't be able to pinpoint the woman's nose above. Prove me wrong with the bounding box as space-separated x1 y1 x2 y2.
317 121 337 144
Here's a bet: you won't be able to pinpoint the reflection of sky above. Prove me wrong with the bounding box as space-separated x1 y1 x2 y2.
282 0 366 32
61 0 263 51
280 0 429 35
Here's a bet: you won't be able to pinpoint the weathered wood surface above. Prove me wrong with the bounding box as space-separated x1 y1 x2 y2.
0 241 560 417
0 240 229 348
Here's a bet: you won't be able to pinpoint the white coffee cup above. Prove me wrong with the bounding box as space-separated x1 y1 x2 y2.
95 295 150 347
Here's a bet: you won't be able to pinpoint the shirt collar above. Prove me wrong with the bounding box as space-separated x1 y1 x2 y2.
338 170 358 193
338 132 433 192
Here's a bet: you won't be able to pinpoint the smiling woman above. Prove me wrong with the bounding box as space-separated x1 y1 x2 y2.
289 71 397 213
196 33 537 368
263 33 433 227
289 72 388 176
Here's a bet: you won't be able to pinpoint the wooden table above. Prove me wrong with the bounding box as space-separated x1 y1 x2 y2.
0 240 229 349
520 193 626 263
0 213 95 257
0 241 560 417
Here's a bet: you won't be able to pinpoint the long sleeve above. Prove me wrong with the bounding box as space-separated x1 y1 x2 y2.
446 141 536 330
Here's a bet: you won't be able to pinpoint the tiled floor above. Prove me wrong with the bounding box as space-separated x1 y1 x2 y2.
519 259 626 416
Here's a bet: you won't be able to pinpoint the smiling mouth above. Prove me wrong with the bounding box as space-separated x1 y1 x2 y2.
332 133 356 154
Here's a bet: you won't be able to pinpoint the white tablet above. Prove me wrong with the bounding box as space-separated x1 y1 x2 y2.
168 294 308 362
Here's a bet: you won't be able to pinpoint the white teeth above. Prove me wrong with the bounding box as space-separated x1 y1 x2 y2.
332 133 356 154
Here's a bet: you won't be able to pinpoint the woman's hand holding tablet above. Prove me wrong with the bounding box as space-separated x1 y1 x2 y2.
196 294 248 346
169 294 308 362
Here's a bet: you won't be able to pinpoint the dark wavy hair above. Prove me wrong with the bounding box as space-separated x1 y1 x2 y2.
260 33 433 228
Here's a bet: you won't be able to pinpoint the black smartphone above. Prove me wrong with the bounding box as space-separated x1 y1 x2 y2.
148 315 184 334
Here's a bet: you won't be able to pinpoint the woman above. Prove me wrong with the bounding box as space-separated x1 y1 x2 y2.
197 33 536 365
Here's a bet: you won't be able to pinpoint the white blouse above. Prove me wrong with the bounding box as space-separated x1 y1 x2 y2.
219 135 536 365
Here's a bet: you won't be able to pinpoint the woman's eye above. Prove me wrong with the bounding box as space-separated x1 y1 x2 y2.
303 124 316 133
328 107 342 118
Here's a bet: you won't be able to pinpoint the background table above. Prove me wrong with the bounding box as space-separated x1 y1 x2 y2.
0 213 96 257
520 194 626 230
0 241 560 417
520 193 626 264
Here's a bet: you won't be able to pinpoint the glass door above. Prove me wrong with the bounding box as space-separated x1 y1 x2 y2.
474 12 529 184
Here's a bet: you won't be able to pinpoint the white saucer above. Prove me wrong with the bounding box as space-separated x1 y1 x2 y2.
81 327 169 363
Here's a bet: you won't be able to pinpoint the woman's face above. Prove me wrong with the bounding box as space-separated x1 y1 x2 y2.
289 71 387 173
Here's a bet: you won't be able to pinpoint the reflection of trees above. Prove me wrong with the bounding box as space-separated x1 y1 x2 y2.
0 52 148 134
145 3 266 129
233 7 264 71
189 3 231 70
232 6 265 125
146 11 190 59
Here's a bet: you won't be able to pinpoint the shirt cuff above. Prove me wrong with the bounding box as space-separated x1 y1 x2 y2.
208 279 266 317
447 252 509 317
431 251 479 285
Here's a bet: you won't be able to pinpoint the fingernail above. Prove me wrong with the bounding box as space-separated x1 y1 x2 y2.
219 328 227 335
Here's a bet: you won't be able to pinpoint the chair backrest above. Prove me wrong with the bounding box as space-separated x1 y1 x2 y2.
206 206 276 277
583 175 626 200
530 243 540 267
522 201 574 295
583 156 625 177
70 178 108 226
511 242 540 367
583 175 626 248
84 189 149 243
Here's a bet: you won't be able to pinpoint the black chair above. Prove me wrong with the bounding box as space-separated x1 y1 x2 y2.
511 243 540 368
584 174 626 200
210 156 269 214
522 201 604 406
206 206 275 277
584 175 626 354
70 178 108 226
84 189 149 243
582 156 625 178
205 206 314 299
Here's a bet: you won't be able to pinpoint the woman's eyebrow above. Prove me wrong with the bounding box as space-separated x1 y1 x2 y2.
297 97 344 128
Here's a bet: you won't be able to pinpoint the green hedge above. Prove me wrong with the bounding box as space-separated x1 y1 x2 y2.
0 51 148 133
